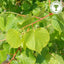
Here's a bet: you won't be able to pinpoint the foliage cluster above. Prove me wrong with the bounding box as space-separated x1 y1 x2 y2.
0 0 64 64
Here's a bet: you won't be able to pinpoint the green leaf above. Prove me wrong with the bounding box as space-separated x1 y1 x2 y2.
0 50 7 64
16 49 36 64
0 33 5 40
0 33 5 44
32 8 41 16
51 19 62 34
3 43 11 54
6 29 22 48
36 47 49 64
6 14 18 31
46 53 64 64
0 16 5 31
21 1 31 11
18 14 36 29
10 60 18 64
61 32 64 41
23 28 50 53
56 12 64 25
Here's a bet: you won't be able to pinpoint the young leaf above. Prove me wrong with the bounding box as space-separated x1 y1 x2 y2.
6 29 22 48
23 28 50 53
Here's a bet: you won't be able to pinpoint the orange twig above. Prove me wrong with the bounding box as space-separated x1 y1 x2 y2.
27 28 30 32
33 16 41 19
22 13 53 29
49 0 51 6
8 47 21 64
32 23 34 28
0 39 6 42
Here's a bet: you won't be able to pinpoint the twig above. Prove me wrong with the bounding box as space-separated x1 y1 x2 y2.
4 12 26 17
27 28 30 32
8 47 21 64
49 0 51 6
0 39 6 42
21 13 53 29
3 12 41 19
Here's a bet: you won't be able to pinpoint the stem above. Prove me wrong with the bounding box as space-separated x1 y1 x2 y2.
4 12 26 17
3 11 40 19
8 47 21 64
49 0 51 6
21 13 53 29
0 39 6 42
